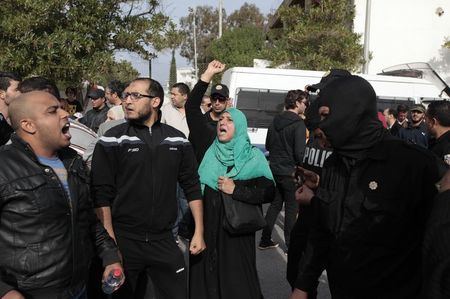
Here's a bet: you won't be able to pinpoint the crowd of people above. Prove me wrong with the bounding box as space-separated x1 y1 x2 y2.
0 59 449 299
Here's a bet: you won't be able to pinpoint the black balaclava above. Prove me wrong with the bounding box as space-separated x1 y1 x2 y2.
317 75 385 159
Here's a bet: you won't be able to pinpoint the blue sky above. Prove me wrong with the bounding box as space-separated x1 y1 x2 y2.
115 0 283 85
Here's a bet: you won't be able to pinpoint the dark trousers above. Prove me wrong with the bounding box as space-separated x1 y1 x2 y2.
113 236 187 299
261 175 298 248
287 206 318 299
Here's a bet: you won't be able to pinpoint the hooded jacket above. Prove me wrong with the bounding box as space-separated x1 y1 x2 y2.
265 110 306 176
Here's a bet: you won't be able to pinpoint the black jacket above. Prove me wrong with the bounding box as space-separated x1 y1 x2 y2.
91 121 202 241
186 80 217 163
297 137 439 298
398 121 429 148
265 111 306 176
0 134 120 297
422 189 450 299
80 105 109 133
0 113 13 146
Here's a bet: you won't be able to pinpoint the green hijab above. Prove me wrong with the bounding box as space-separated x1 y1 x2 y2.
198 108 274 191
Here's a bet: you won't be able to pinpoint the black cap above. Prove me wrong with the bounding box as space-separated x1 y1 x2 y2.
87 88 105 99
211 84 229 98
306 69 352 93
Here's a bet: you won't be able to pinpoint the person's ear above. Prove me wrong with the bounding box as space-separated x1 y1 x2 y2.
152 97 161 108
0 90 6 102
20 118 37 134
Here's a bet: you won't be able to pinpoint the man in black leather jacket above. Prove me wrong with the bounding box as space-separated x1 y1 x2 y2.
0 91 122 299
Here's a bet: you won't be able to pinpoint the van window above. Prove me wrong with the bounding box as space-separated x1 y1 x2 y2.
235 88 287 128
376 97 415 110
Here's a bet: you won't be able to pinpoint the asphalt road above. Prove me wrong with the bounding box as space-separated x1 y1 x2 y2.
256 206 331 299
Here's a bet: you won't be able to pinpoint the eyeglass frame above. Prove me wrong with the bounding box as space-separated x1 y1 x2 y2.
121 92 157 102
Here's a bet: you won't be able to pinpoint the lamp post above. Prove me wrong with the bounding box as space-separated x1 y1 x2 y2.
219 0 223 38
189 7 199 78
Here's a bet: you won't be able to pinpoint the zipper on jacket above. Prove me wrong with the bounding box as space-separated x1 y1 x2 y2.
148 127 155 233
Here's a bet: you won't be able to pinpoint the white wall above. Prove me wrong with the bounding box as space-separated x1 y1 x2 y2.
354 0 450 83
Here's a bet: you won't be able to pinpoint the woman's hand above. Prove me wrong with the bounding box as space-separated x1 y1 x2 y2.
218 176 235 194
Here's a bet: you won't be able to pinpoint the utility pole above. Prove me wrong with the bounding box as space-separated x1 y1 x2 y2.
362 0 372 74
190 7 199 78
218 0 223 38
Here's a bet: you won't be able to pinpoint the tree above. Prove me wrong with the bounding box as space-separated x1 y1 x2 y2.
226 3 266 29
169 50 177 88
207 25 265 69
93 60 139 84
0 0 174 85
263 0 364 71
179 6 224 74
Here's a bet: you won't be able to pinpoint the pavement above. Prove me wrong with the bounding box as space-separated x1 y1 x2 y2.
256 206 331 299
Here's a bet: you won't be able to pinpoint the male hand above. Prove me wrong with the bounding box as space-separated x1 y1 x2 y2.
200 60 226 82
296 167 320 189
189 232 206 255
102 262 125 291
289 288 308 299
295 185 314 205
218 176 235 194
439 169 450 192
1 290 25 299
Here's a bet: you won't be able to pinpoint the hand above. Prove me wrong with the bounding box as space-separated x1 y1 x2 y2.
200 60 226 82
295 185 314 205
439 169 450 192
218 176 235 194
189 232 206 255
289 288 308 299
1 290 25 299
296 167 319 189
102 262 125 291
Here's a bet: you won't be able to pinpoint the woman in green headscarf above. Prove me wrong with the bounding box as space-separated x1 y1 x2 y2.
190 108 275 299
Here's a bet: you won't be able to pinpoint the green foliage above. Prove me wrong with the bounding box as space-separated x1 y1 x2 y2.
180 4 267 74
92 60 139 85
180 6 224 74
169 50 177 88
0 0 173 85
226 3 265 29
207 25 265 68
263 0 364 71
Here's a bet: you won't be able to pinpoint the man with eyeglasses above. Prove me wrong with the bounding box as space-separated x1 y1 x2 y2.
398 104 429 148
186 60 229 163
91 78 205 299
79 88 109 132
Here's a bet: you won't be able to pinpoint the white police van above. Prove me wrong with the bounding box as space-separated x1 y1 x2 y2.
221 67 448 153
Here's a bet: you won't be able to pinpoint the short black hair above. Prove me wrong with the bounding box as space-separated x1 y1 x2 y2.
65 86 77 95
19 77 60 100
427 100 450 127
397 104 408 113
0 72 22 91
171 82 190 96
385 108 397 119
107 80 126 97
130 78 164 109
284 90 308 110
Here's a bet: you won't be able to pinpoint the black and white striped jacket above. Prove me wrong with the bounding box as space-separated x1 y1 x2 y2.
91 120 202 241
